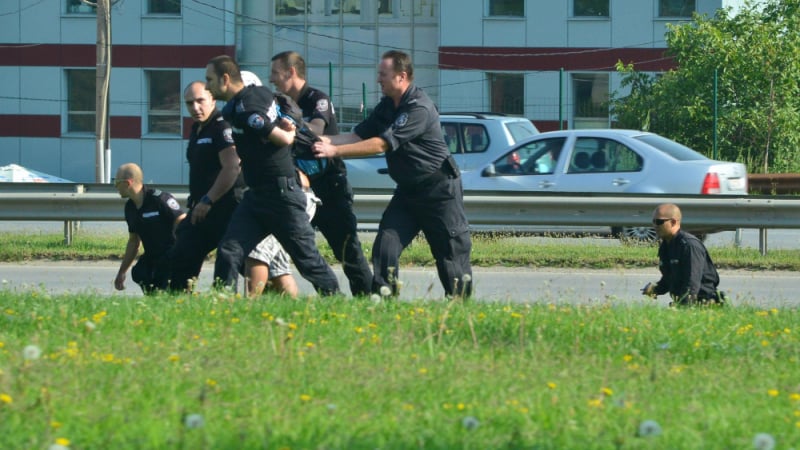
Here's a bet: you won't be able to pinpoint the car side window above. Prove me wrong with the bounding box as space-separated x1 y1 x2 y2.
441 123 460 154
607 141 644 172
493 138 565 175
463 125 489 153
569 138 642 173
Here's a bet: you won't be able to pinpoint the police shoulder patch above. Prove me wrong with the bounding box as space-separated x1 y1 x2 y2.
393 112 409 128
167 198 181 210
316 99 329 112
222 127 234 144
248 113 265 130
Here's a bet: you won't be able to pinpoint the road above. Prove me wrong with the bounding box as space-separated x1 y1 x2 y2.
1 261 796 308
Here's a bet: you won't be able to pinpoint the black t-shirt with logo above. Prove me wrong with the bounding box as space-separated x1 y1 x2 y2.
186 110 242 204
124 187 184 257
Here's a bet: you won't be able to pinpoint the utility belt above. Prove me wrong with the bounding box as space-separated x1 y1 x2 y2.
398 155 459 193
249 175 301 195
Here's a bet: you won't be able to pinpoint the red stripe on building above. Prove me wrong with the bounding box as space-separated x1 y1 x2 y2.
3 44 235 68
439 47 676 72
0 115 60 137
109 116 142 139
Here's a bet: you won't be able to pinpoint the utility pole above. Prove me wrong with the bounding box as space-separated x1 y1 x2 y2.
88 0 111 183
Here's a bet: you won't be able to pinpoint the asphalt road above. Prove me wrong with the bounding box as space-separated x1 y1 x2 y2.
1 261 796 308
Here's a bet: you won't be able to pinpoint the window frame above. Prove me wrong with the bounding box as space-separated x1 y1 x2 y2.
145 70 182 136
487 0 524 17
66 69 96 134
148 0 181 15
488 72 524 116
573 0 609 17
66 0 96 14
658 0 695 17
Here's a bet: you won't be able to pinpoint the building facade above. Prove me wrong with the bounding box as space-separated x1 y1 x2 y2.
0 0 745 183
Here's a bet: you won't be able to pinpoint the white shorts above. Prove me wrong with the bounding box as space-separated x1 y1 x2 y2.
246 191 321 280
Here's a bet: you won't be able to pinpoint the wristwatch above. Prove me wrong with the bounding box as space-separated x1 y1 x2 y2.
199 194 213 206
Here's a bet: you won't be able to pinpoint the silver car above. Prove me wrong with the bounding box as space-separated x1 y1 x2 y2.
463 129 749 239
344 113 539 189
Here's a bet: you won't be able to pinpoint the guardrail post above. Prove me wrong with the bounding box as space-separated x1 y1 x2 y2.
734 228 742 248
759 228 768 256
63 184 86 246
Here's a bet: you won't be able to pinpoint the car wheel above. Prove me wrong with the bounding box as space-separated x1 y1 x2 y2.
619 226 658 243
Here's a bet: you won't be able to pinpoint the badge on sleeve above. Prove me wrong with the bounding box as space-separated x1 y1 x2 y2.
267 101 279 122
222 128 234 144
393 112 408 129
167 198 181 210
316 99 329 112
248 113 265 130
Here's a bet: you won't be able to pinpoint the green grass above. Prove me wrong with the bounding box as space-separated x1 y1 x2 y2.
2 231 800 271
0 292 798 449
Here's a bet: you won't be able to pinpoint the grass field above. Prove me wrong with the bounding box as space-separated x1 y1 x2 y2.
0 291 798 449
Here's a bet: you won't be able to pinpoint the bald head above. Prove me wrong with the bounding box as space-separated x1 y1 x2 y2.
652 203 682 240
116 163 143 184
654 203 682 222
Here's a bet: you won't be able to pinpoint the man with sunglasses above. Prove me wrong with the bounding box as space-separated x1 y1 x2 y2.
642 203 725 306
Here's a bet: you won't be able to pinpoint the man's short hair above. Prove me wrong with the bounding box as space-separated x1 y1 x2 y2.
382 50 414 81
271 51 307 80
208 55 242 84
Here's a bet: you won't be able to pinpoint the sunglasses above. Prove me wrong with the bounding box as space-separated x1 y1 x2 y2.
652 218 672 226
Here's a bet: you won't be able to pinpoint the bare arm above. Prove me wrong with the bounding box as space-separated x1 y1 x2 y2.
114 233 141 290
268 120 296 147
313 134 388 158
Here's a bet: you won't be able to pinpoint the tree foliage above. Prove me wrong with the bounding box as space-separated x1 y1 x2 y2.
609 0 800 173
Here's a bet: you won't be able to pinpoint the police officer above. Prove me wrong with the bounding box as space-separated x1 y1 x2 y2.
113 163 186 294
168 81 242 292
204 55 339 296
642 203 725 306
269 50 373 296
313 50 472 298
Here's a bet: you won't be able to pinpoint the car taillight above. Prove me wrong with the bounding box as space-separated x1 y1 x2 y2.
701 172 721 194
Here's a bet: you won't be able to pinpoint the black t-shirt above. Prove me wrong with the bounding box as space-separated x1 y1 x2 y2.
186 110 241 204
655 229 720 300
124 187 184 257
353 84 451 187
295 84 346 177
221 85 296 189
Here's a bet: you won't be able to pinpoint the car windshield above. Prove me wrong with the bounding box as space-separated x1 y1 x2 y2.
505 121 538 143
634 134 708 161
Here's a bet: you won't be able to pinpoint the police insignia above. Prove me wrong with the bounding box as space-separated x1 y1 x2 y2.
167 198 181 210
394 112 409 128
248 113 265 129
266 101 279 122
222 128 234 143
316 99 329 112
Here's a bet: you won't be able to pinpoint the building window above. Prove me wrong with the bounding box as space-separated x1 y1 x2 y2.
66 0 96 14
572 73 609 128
147 71 181 135
67 69 95 133
276 0 307 16
489 0 523 17
489 73 524 115
574 0 609 17
149 0 180 15
659 0 695 17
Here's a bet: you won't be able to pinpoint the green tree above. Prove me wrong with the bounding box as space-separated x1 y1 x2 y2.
609 0 800 173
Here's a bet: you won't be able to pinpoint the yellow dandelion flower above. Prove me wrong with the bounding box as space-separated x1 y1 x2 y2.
623 354 633 362
442 402 452 410
231 317 240 324
418 368 428 375
785 328 792 334
510 312 523 319
601 387 613 396
457 403 466 411
477 312 486 320
354 327 364 334
588 398 603 408
305 342 314 348
300 394 312 402
0 393 12 404
768 389 779 397
0 342 4 348
102 353 114 362
92 310 107 323
168 354 180 362
50 420 62 429
756 311 768 317
547 382 557 389
789 393 800 401
402 403 414 411
288 323 297 330
518 407 529 414
55 438 70 446
368 323 378 329
206 379 217 387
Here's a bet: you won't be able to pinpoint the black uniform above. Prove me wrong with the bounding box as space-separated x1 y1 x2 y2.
353 84 472 297
654 229 722 305
294 84 372 296
168 111 241 291
124 187 184 294
214 85 339 295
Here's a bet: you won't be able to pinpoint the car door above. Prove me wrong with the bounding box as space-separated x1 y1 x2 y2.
463 138 568 191
555 137 647 193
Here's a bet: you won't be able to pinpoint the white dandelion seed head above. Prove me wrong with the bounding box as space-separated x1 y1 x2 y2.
658 342 670 350
1 279 7 285
84 321 96 331
462 274 472 284
462 416 480 430
48 445 69 450
326 403 337 412
600 280 606 287
275 318 287 327
395 280 404 288
184 413 205 429
23 344 42 361
753 433 776 450
379 286 392 297
637 419 662 437
370 294 382 304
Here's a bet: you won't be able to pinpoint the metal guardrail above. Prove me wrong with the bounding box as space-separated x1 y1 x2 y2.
2 183 800 254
